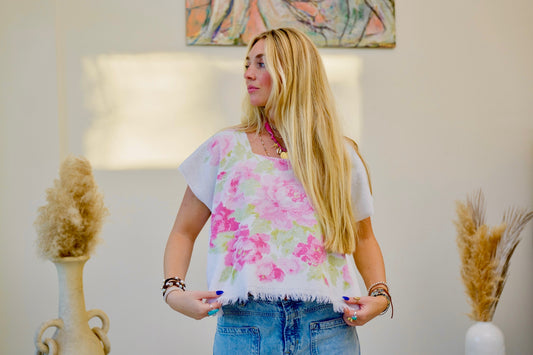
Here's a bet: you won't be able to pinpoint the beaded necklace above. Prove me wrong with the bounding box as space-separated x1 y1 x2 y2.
264 121 288 159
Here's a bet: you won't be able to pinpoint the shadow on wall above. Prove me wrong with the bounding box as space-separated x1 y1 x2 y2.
79 52 363 170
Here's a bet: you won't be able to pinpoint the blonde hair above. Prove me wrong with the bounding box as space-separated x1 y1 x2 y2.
238 28 365 254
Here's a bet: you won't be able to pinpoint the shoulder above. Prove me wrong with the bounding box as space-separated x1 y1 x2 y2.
209 128 246 143
343 137 372 194
204 129 239 146
343 137 364 167
200 129 246 161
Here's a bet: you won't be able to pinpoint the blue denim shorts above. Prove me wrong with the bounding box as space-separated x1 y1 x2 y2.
213 297 360 355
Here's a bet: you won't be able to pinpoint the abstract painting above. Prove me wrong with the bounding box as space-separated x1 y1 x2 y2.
186 0 395 48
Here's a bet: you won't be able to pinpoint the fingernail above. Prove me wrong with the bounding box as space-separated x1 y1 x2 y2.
208 309 219 316
355 297 360 300
342 296 350 301
216 290 224 295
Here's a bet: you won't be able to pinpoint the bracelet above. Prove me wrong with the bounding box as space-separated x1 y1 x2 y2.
370 287 394 318
367 281 389 294
163 286 182 302
370 288 390 313
162 277 186 297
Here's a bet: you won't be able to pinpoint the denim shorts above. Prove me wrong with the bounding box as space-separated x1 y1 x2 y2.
213 297 360 355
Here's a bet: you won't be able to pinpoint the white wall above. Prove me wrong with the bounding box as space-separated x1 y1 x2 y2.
1 1 532 354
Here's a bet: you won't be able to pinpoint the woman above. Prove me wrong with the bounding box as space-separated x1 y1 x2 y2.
163 28 391 354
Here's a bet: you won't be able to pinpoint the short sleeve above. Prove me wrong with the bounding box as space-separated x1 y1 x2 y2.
347 145 374 221
178 132 231 211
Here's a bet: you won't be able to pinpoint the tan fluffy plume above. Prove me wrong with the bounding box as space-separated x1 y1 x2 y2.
34 155 109 259
454 190 532 321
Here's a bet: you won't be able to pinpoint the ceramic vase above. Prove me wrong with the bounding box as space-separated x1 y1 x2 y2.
34 256 110 355
465 321 505 355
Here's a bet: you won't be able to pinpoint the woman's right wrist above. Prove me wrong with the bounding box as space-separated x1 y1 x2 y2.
163 286 185 303
162 276 187 303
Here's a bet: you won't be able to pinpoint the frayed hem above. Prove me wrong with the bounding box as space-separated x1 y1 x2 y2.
216 291 350 313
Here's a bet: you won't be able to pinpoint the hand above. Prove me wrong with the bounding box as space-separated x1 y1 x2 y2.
166 290 223 320
342 295 388 326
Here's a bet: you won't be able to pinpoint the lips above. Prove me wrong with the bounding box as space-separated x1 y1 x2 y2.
247 85 259 93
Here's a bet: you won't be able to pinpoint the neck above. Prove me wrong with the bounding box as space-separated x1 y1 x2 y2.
264 121 287 153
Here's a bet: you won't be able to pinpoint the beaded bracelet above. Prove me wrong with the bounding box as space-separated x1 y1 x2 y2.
370 287 394 318
367 281 389 294
162 277 186 298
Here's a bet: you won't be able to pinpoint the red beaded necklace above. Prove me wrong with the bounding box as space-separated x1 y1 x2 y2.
264 121 288 159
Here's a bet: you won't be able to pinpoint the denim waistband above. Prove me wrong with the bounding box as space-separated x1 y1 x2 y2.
222 295 336 319
214 296 359 354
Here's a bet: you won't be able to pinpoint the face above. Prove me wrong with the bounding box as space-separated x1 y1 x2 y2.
244 39 272 107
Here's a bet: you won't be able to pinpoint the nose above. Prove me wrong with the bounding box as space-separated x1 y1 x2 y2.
244 66 255 81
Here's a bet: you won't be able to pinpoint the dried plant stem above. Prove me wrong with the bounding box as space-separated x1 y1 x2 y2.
489 208 533 317
454 190 532 321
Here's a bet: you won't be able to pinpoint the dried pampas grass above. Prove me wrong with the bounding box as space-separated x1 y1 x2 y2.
455 190 532 321
35 155 108 259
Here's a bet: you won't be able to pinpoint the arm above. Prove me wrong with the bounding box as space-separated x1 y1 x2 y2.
353 217 386 291
163 186 222 319
343 217 390 326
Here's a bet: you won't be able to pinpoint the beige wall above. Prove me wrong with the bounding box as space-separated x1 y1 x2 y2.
1 1 532 354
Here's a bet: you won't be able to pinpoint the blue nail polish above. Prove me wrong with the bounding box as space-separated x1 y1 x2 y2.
343 296 350 301
208 309 219 316
216 290 224 295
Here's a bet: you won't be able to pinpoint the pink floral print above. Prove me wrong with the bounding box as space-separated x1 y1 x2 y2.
272 158 290 171
277 257 301 275
225 232 270 271
256 258 285 282
210 203 239 247
223 161 260 208
207 134 234 166
253 175 316 230
342 264 353 284
293 235 327 267
180 130 368 309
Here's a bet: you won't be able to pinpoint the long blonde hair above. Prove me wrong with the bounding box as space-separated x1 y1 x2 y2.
238 28 364 254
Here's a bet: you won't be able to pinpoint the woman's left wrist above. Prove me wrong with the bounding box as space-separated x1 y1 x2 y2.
367 281 389 294
369 287 393 318
373 293 389 313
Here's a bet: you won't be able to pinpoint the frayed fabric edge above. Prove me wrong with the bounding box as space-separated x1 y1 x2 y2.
216 291 351 314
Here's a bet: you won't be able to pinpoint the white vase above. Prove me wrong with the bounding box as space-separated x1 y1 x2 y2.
35 256 111 355
465 321 505 355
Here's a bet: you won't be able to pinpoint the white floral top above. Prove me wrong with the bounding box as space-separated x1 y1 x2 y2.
179 129 373 312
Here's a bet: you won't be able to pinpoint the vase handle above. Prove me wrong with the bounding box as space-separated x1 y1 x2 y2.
34 318 63 355
87 309 111 354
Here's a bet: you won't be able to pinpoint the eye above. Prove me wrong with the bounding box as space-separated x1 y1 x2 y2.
258 62 265 68
244 63 250 70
